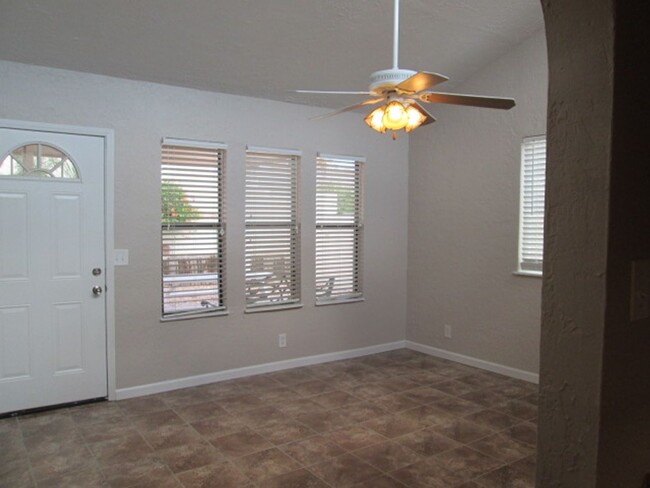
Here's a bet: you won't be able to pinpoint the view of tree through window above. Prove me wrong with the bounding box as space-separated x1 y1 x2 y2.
161 141 226 318
315 155 364 303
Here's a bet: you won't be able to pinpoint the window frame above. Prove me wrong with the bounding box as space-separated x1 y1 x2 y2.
0 142 81 180
315 153 365 305
160 138 227 321
244 146 302 312
517 135 546 277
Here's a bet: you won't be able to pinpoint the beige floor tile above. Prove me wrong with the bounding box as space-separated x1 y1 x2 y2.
430 417 495 444
259 468 330 488
117 395 168 417
175 460 251 488
463 409 523 432
0 458 35 488
353 440 423 472
172 401 230 423
395 427 461 457
308 453 382 488
233 447 302 483
326 426 388 451
155 440 223 473
7 350 538 488
99 457 174 487
363 414 424 438
475 463 535 488
253 417 316 445
29 443 97 481
211 428 273 457
391 458 466 488
279 435 346 466
468 433 535 464
432 446 503 481
87 432 153 466
191 414 247 441
310 390 361 410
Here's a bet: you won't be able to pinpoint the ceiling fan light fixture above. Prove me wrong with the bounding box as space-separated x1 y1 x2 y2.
404 104 428 132
365 106 387 133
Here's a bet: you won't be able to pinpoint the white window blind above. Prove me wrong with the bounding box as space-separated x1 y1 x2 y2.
519 136 546 273
161 140 226 318
245 148 301 309
315 154 364 303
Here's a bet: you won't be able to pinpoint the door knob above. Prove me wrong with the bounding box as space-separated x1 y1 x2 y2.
92 285 103 296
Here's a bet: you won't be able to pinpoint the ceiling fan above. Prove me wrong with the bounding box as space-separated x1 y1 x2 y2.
294 0 516 138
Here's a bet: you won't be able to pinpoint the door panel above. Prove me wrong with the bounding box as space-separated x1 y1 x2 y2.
51 193 83 278
0 127 107 414
53 302 84 374
0 306 31 381
0 192 29 280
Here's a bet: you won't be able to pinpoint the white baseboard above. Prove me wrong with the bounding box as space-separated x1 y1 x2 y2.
116 340 406 400
405 341 539 384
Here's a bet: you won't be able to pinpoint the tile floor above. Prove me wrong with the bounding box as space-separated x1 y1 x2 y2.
0 349 538 487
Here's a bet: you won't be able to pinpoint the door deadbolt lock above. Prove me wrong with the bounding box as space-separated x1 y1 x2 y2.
92 268 102 276
92 286 103 296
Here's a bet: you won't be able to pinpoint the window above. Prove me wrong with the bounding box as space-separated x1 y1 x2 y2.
245 147 301 310
315 154 364 304
518 135 546 274
161 139 226 318
0 143 79 179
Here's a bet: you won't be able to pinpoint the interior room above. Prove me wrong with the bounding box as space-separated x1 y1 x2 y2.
1 1 649 487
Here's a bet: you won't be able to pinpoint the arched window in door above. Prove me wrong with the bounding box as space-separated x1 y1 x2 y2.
0 143 80 179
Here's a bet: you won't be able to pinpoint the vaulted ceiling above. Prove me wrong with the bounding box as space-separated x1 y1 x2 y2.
0 0 544 108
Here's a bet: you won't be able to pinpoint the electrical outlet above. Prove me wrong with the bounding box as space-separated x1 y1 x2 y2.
278 333 287 348
444 324 452 339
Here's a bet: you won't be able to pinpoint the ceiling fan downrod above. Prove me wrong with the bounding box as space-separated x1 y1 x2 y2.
393 0 400 70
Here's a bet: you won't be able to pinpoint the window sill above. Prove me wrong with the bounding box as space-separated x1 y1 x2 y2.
245 302 303 314
513 270 543 278
316 297 365 307
160 309 229 323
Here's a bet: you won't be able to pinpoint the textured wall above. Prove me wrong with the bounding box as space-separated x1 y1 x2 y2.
407 30 547 374
537 0 614 486
0 61 409 389
596 2 650 486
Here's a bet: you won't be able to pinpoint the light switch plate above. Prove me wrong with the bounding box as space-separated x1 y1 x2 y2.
631 259 650 321
114 249 129 266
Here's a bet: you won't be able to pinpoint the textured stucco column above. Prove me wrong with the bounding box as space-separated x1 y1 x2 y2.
537 0 614 486
596 2 650 486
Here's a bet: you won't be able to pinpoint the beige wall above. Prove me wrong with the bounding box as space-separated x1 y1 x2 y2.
0 60 409 389
406 30 547 374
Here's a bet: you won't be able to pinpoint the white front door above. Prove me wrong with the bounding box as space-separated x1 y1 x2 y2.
0 127 107 414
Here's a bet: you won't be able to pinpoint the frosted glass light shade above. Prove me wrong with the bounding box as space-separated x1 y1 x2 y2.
364 106 387 133
382 101 409 130
404 105 427 132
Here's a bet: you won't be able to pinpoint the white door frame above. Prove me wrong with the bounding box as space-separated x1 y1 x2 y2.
0 118 117 401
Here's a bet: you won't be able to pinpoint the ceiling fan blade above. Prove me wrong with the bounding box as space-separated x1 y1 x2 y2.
310 98 385 120
420 91 516 110
409 101 436 125
396 71 449 94
293 90 372 95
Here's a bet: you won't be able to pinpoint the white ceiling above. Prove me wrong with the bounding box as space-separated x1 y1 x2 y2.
0 0 544 108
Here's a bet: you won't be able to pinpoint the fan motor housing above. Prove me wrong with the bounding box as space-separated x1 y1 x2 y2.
369 68 417 94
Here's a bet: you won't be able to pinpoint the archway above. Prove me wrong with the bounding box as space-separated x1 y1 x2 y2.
537 1 650 486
